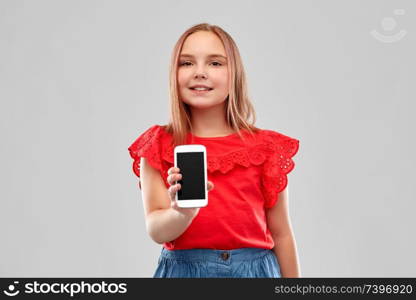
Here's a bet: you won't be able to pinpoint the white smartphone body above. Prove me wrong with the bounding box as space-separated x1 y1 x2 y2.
174 144 208 208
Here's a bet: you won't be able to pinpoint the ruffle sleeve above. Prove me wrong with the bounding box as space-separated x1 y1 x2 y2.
127 125 163 189
261 130 300 208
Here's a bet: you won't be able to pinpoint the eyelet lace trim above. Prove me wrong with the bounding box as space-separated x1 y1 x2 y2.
128 126 299 206
260 130 300 208
127 125 162 181
161 142 268 174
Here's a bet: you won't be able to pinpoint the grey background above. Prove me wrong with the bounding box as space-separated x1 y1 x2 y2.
1 0 414 277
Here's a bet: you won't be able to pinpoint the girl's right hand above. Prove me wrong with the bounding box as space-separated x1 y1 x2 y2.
167 167 214 219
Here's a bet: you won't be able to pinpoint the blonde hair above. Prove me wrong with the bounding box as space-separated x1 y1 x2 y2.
163 23 260 145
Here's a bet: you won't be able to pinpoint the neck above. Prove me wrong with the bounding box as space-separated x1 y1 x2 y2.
189 102 233 137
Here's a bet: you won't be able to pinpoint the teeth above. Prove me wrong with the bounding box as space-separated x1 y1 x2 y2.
192 87 211 90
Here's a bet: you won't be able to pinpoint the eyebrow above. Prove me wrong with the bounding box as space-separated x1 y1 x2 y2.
179 53 227 60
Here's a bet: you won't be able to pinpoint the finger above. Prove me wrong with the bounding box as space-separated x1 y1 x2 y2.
168 173 182 185
168 167 178 175
171 199 179 211
169 183 181 197
167 174 175 185
169 167 180 175
168 184 176 196
207 181 214 191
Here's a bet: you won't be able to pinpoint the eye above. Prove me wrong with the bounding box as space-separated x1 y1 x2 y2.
211 61 222 66
179 61 192 66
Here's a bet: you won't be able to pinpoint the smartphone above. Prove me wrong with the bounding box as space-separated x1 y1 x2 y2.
174 144 208 208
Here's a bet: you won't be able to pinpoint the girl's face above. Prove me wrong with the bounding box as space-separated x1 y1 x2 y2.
177 31 229 109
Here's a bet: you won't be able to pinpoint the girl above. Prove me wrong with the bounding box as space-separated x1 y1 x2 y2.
128 23 301 278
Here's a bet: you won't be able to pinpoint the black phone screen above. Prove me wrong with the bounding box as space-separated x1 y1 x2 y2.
176 152 205 200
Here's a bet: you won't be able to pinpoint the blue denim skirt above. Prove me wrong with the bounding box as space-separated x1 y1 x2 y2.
153 247 281 278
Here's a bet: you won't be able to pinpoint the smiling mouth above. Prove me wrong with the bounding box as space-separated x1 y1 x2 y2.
189 87 213 94
189 87 214 91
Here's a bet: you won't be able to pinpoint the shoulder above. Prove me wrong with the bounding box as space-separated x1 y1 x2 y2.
258 128 300 155
136 124 165 139
128 124 167 149
127 124 169 162
127 124 168 178
259 128 298 141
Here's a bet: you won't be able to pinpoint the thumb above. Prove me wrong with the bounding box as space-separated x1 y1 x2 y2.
207 181 214 191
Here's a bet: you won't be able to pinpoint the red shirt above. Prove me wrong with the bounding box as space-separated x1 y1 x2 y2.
128 124 299 250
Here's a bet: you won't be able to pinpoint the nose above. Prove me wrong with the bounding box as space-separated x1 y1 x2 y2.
194 72 207 79
194 64 207 79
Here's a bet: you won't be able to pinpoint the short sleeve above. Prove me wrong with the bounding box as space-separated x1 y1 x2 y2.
261 131 300 208
127 125 163 188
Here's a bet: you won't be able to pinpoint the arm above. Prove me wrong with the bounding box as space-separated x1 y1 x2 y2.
266 184 301 277
140 157 195 244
